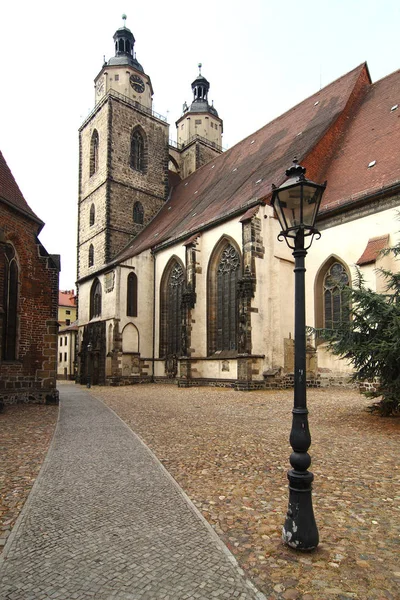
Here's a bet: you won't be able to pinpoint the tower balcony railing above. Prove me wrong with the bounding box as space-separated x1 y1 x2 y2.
169 135 225 153
81 89 167 128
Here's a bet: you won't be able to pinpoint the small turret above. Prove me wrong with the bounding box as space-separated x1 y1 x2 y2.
177 64 223 151
108 14 144 73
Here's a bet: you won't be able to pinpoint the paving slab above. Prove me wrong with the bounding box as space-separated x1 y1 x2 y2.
0 385 265 600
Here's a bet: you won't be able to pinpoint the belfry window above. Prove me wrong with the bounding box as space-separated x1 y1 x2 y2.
323 262 350 329
130 130 145 172
2 244 19 360
90 130 99 177
208 241 240 354
90 278 102 319
160 260 184 358
127 272 138 317
133 201 144 224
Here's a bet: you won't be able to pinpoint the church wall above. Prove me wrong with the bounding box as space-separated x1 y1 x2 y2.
154 245 186 359
307 204 399 373
251 207 295 375
80 105 109 201
109 97 169 200
0 205 59 405
118 251 154 359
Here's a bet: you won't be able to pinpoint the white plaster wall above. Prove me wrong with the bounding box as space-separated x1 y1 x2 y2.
118 250 154 358
306 206 399 373
252 206 294 374
307 207 399 325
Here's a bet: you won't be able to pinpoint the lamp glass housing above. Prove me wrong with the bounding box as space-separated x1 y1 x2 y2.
272 169 326 241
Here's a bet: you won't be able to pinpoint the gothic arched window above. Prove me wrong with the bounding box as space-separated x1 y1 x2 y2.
2 244 19 360
90 278 102 319
127 272 138 317
88 244 94 267
130 130 145 172
133 201 144 225
90 129 99 177
160 259 184 358
90 204 95 226
314 257 351 335
323 262 350 329
208 241 241 355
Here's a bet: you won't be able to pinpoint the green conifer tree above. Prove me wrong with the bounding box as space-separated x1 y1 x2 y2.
317 238 400 417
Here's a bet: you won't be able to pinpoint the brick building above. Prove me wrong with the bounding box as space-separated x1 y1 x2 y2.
76 21 400 388
0 151 60 405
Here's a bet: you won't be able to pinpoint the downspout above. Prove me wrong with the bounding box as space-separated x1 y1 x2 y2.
151 249 156 381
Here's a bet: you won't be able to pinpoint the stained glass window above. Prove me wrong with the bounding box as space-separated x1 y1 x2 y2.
323 262 349 329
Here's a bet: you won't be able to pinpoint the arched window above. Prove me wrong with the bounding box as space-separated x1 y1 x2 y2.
2 244 19 360
208 241 241 355
90 204 95 226
133 201 144 225
127 272 138 317
88 244 94 267
323 262 350 329
160 259 185 358
90 278 102 319
90 130 99 177
130 129 145 172
315 257 350 333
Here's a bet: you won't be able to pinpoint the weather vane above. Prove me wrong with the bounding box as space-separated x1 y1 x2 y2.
122 14 127 26
198 62 202 76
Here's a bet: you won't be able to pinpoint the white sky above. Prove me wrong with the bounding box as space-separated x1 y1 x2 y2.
1 0 399 289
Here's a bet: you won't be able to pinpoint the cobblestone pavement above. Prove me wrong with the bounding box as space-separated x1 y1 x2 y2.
92 384 400 600
0 385 265 600
0 403 58 551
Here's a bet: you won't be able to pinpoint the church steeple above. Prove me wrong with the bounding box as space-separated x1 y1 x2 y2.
108 14 144 73
176 65 223 155
94 16 153 109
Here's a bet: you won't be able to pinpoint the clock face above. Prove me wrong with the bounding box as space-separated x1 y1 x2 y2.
96 79 104 95
130 74 145 94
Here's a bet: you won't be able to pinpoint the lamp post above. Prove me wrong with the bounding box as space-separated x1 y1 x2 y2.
271 159 326 551
86 342 93 389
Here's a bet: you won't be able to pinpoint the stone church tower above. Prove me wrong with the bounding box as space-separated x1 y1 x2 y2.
76 19 224 386
77 18 170 281
171 65 224 179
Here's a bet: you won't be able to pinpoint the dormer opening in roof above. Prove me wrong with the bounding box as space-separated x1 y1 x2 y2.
175 64 224 175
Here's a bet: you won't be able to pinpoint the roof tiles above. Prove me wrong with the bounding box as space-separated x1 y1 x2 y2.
114 63 399 263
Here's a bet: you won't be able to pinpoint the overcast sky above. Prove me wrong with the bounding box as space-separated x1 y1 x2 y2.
1 0 399 289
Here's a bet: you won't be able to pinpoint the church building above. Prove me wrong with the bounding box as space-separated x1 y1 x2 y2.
76 20 400 389
0 151 60 406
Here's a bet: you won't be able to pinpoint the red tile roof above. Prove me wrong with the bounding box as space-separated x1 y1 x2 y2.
0 151 43 225
320 69 400 215
356 234 389 265
59 290 77 307
115 64 368 262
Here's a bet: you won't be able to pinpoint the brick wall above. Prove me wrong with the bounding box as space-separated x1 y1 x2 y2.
0 204 60 405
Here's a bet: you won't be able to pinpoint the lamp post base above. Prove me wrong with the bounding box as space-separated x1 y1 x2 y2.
282 469 319 551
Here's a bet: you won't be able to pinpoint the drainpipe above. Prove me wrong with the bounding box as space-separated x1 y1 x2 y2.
151 249 156 381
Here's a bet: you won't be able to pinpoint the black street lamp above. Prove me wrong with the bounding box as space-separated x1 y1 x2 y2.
271 159 326 551
86 342 93 389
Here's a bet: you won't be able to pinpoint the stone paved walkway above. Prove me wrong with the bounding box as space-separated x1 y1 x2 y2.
0 385 265 600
